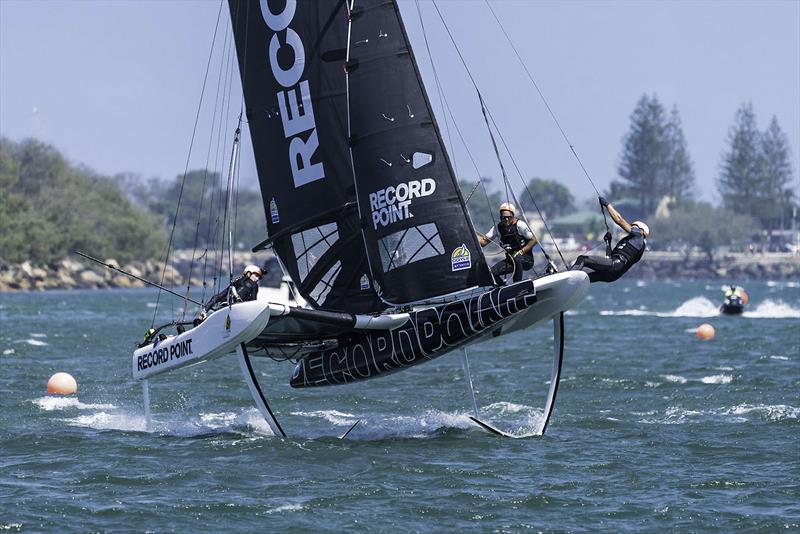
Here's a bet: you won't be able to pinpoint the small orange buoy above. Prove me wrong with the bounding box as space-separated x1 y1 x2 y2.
47 372 77 395
696 323 715 340
740 290 749 305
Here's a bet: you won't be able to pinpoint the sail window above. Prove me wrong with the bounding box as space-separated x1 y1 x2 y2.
412 152 433 169
309 261 342 306
292 223 339 282
378 223 444 272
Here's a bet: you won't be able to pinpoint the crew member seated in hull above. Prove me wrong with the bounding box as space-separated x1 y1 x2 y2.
477 202 538 285
571 197 648 283
198 264 263 321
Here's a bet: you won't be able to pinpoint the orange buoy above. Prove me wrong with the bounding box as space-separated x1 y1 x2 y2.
47 372 77 395
740 290 749 305
696 323 715 340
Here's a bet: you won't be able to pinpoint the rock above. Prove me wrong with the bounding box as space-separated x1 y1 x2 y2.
111 275 134 288
57 272 77 288
19 261 34 278
125 264 144 278
60 258 84 272
79 270 104 286
30 267 48 279
105 258 120 270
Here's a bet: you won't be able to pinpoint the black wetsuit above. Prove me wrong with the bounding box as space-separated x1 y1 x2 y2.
491 221 534 283
205 275 259 310
572 227 646 283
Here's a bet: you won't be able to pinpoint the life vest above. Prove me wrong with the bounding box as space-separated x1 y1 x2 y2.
497 221 532 258
612 227 646 264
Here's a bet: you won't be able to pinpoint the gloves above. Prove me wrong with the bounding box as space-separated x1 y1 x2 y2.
512 250 522 258
599 196 609 207
603 231 612 243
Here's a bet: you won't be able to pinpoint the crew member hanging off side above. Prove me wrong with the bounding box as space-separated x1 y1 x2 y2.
571 198 649 283
477 203 538 284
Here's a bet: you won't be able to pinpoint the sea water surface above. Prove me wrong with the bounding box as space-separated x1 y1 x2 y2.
1 280 798 531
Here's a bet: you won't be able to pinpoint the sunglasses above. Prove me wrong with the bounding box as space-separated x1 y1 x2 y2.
500 215 513 220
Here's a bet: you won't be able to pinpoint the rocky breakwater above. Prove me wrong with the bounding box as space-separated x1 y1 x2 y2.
0 250 271 292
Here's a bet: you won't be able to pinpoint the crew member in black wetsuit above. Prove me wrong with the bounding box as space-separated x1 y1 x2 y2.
477 202 538 284
199 264 263 320
571 198 648 283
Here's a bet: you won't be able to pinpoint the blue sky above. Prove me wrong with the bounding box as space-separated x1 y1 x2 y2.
1 0 798 205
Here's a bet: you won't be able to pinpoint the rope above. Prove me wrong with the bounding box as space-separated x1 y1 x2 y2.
416 1 494 236
151 0 224 327
485 0 608 235
431 0 565 268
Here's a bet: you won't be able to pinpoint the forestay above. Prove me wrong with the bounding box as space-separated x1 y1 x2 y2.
229 0 384 314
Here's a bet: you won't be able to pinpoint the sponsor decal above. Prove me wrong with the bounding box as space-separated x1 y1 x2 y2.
261 0 325 187
270 198 280 223
292 281 538 387
451 243 471 271
137 338 194 372
360 274 370 290
368 178 436 229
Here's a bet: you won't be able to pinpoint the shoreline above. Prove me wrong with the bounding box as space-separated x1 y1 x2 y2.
0 251 798 292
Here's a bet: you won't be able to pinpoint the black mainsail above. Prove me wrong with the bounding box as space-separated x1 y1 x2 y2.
346 0 492 304
229 0 383 314
230 0 492 311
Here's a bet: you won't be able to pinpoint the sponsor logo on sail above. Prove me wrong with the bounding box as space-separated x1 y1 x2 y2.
261 0 325 188
270 198 280 223
360 274 370 290
451 244 471 271
369 178 436 229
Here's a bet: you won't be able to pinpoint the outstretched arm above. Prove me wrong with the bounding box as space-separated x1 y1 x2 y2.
606 203 632 233
477 233 490 247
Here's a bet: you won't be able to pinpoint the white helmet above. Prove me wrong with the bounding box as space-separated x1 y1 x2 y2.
498 202 516 216
243 264 262 277
632 221 650 238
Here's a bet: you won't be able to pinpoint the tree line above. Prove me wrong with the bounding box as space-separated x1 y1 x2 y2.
0 137 266 265
2 93 795 266
613 95 795 237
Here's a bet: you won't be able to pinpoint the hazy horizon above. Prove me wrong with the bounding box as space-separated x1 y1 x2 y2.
1 0 798 206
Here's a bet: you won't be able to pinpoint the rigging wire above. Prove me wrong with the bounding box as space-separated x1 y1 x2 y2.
430 0 564 265
484 0 610 234
413 0 494 231
200 14 235 305
182 18 233 319
151 0 224 327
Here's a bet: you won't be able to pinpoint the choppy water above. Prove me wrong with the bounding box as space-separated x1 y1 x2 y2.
1 280 798 531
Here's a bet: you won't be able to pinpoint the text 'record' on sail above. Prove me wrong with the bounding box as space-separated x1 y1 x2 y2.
263 0 325 187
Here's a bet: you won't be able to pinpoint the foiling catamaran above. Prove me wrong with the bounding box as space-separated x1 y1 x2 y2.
132 0 593 438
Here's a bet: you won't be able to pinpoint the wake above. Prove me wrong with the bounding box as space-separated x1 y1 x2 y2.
601 297 800 319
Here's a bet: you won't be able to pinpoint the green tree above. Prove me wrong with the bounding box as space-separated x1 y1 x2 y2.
0 138 166 264
460 178 503 234
665 106 696 203
613 94 669 214
655 201 758 261
612 95 695 215
718 103 765 221
519 177 575 219
761 115 795 231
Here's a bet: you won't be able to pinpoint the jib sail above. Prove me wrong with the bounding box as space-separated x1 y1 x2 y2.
346 0 492 304
229 0 384 314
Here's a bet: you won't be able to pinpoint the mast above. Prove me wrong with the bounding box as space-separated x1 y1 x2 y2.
224 121 242 283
